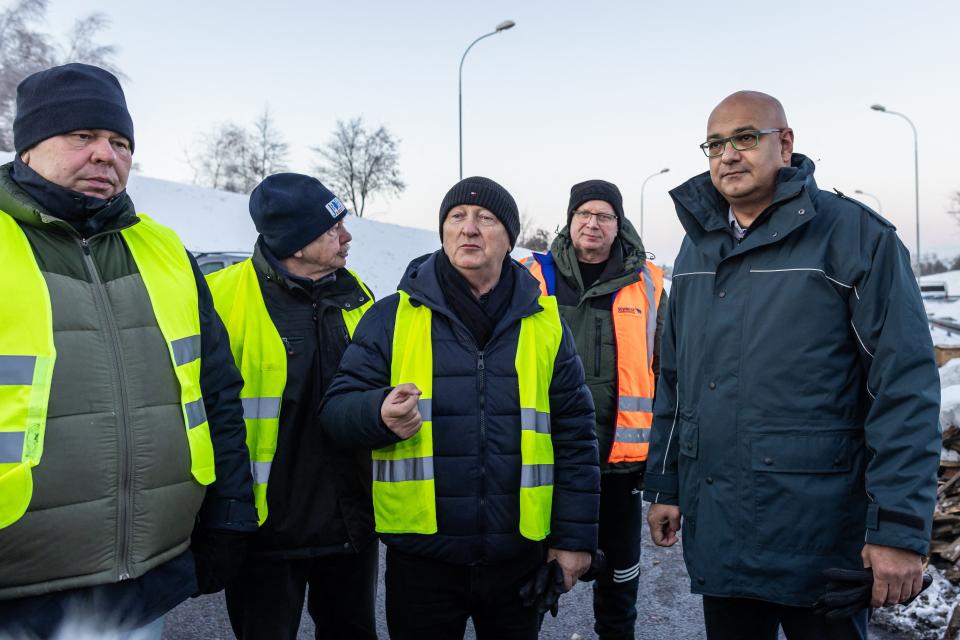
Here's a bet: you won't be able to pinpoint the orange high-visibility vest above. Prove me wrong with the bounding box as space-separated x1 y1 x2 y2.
521 253 664 463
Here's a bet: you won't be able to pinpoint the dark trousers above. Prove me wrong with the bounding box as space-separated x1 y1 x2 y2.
702 595 870 640
224 542 378 640
384 548 540 640
592 472 644 640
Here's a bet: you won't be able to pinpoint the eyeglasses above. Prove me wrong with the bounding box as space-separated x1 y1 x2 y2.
699 129 783 157
324 220 347 236
572 210 617 225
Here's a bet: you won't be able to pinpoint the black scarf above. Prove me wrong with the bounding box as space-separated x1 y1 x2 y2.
11 156 134 238
436 250 514 349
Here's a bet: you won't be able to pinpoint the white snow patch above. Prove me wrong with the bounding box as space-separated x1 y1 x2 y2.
123 173 533 300
871 566 959 640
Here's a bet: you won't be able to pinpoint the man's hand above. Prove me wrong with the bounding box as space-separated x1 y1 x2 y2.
861 543 923 607
380 383 423 439
647 503 681 547
546 548 592 592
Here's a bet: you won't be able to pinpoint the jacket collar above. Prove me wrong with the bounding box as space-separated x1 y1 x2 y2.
669 154 819 258
399 249 545 328
0 161 138 238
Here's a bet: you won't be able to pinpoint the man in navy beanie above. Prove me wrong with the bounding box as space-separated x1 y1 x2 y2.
0 63 258 639
208 173 379 640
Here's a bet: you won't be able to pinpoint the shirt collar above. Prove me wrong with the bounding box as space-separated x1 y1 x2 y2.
728 206 748 241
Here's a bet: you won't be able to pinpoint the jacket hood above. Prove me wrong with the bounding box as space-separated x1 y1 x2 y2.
668 154 819 252
398 249 545 323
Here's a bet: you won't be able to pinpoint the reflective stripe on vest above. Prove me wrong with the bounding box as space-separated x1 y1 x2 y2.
372 291 561 541
522 254 663 463
0 212 215 530
207 259 373 525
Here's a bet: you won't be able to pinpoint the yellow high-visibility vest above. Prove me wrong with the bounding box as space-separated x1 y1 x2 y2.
372 290 562 541
207 258 373 525
0 212 215 530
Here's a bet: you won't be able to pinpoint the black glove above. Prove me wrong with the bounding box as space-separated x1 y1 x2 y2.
519 560 565 618
813 568 933 619
579 549 607 583
190 529 253 596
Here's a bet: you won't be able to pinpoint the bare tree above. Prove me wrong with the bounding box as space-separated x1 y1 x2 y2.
186 124 252 193
186 107 289 194
313 117 405 217
0 0 125 151
949 191 960 226
246 106 289 188
518 212 554 252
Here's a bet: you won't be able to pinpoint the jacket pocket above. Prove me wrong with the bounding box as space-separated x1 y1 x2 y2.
751 430 861 553
678 420 700 517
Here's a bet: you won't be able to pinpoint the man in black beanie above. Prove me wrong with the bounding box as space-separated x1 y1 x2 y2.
0 63 258 639
320 175 600 639
207 173 379 640
521 179 668 640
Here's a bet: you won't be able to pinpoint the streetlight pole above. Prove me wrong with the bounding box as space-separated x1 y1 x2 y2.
640 168 670 237
459 20 515 180
854 189 883 214
870 104 919 272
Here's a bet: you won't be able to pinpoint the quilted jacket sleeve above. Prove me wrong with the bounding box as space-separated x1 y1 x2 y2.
320 294 403 451
546 318 600 552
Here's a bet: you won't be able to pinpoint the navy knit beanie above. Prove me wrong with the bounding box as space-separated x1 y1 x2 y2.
14 63 134 154
567 179 624 229
250 173 349 258
439 176 520 248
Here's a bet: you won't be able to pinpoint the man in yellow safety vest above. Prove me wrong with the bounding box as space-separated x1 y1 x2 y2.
208 173 378 639
0 63 257 639
321 176 601 640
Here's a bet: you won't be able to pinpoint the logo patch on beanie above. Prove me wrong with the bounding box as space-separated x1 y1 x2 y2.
325 197 346 218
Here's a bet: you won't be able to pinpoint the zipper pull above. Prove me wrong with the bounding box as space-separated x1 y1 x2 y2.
477 352 485 370
281 337 294 355
80 237 91 255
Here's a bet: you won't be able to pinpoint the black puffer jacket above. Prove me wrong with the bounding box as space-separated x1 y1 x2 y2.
247 240 375 558
320 251 600 566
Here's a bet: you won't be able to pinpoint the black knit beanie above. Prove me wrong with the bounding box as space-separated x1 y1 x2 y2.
567 179 624 229
439 176 520 248
14 63 135 154
249 173 348 258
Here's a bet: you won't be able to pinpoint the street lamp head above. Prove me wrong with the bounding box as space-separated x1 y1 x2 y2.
496 20 516 32
660 168 670 174
854 190 864 195
870 104 887 112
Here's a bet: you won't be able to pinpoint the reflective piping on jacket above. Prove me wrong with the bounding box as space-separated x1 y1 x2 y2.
619 396 654 413
251 461 271 484
615 428 651 444
185 398 207 429
242 397 282 420
520 408 551 434
0 431 25 463
641 265 657 365
0 355 35 386
373 457 435 483
418 398 432 422
171 335 202 366
521 463 554 488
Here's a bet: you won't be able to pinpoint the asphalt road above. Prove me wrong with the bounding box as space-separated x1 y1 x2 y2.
162 507 903 640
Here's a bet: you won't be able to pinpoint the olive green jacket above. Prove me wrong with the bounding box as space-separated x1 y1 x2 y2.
546 217 667 475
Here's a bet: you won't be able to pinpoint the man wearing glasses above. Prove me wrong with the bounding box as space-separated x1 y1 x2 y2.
643 90 940 639
523 180 666 640
207 173 378 639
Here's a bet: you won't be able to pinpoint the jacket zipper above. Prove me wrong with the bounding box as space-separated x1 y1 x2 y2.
79 237 133 581
477 349 486 562
594 317 602 377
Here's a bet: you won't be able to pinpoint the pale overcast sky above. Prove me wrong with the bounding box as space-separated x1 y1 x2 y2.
42 0 960 264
